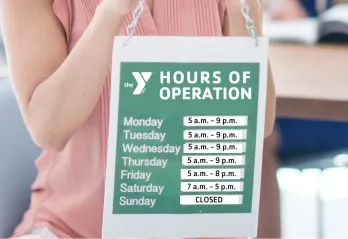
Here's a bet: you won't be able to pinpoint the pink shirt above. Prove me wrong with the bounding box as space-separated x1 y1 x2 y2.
14 0 232 238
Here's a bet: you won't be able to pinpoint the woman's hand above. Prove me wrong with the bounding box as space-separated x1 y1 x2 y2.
98 0 135 19
224 0 262 35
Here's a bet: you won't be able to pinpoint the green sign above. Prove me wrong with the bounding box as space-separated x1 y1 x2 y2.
103 36 268 239
113 62 259 214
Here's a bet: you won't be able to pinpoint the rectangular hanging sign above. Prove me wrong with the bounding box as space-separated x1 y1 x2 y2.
103 36 269 239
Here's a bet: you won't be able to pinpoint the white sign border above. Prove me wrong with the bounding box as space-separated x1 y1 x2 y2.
103 36 269 238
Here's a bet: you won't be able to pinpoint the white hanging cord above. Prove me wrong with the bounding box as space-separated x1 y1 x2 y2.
125 0 258 46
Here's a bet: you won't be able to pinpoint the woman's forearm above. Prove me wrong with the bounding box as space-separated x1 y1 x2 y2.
27 6 125 151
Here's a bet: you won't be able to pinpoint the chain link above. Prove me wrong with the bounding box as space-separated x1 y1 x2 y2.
125 0 258 46
125 0 145 45
240 0 259 46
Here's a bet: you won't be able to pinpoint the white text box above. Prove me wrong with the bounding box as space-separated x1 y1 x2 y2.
180 195 243 205
184 142 246 154
183 129 247 140
183 116 248 127
181 168 244 180
181 181 244 192
182 155 245 166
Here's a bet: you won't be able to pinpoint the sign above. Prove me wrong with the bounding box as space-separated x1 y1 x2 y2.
103 36 269 238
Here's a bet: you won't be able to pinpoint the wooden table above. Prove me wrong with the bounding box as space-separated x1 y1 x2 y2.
270 43 348 121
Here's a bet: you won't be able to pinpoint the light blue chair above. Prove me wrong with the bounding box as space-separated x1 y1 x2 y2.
0 79 41 237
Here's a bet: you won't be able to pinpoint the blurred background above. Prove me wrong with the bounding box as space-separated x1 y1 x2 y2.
263 0 348 238
0 0 348 238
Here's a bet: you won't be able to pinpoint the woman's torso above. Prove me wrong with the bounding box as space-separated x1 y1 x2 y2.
14 0 228 238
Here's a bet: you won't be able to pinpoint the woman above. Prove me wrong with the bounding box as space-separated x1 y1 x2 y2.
0 0 276 238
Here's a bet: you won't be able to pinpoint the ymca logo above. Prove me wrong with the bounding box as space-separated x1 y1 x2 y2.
131 72 152 95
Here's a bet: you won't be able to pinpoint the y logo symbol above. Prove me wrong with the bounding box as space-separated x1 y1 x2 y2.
132 72 152 95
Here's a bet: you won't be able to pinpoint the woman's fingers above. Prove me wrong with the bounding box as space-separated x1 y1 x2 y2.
224 0 263 36
99 0 135 16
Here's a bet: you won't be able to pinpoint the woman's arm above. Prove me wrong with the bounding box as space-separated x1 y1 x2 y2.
224 0 276 138
0 0 130 152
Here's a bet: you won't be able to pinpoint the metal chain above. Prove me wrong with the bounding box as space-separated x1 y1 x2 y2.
240 0 259 46
125 0 145 45
125 0 258 46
